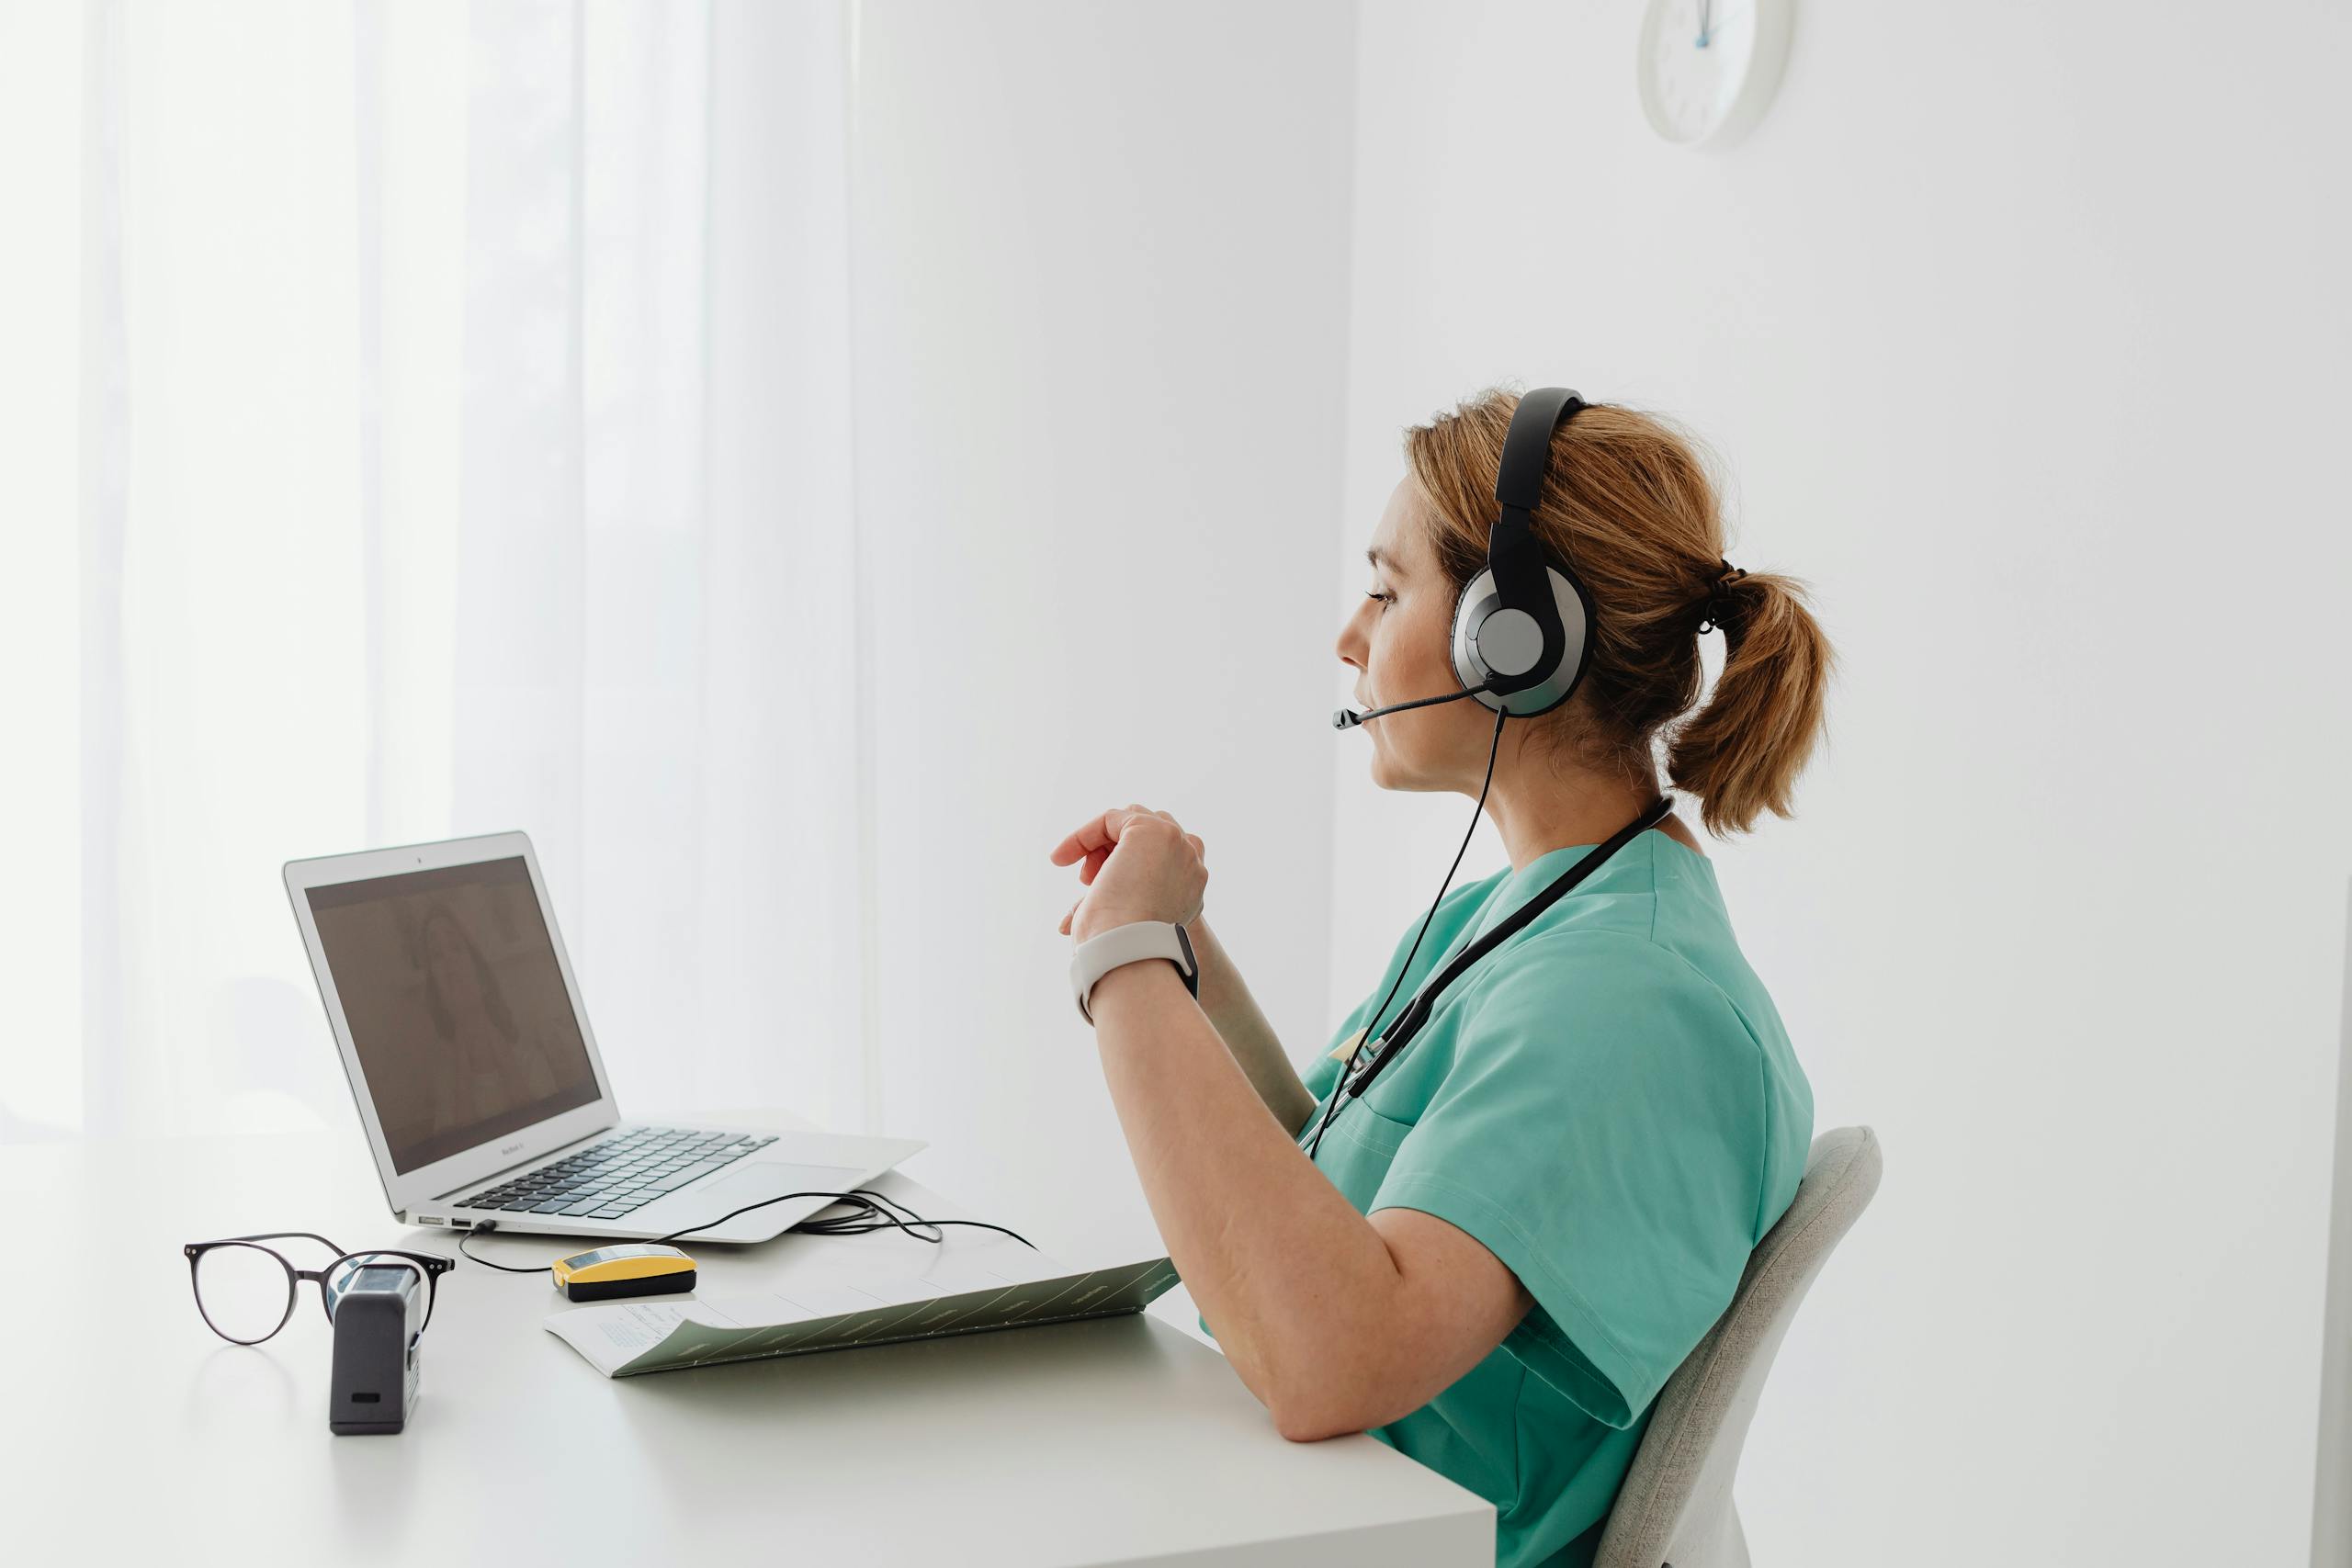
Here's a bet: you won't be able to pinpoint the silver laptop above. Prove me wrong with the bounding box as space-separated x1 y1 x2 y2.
284 830 923 1245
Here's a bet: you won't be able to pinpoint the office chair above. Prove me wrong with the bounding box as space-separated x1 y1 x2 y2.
1594 1125 1883 1568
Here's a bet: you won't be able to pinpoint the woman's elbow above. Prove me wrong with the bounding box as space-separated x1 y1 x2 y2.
1229 1315 1419 1440
1272 1401 1366 1443
1233 1367 1348 1441
1262 1367 1391 1443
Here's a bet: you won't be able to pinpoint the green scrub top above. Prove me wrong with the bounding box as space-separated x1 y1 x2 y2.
1204 826 1812 1568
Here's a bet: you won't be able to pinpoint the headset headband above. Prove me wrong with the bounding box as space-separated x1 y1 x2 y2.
1495 387 1586 520
1476 388 1586 695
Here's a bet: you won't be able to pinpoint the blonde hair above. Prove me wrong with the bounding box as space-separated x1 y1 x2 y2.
1401 386 1836 838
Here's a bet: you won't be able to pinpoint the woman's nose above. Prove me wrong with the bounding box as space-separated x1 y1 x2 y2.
1336 603 1368 667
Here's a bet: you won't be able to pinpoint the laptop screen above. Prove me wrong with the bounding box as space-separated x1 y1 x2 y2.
307 856 602 1175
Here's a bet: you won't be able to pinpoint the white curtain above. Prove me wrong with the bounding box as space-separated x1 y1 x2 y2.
0 0 876 1143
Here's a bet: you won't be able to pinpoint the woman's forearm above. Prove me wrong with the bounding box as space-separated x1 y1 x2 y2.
1187 915 1317 1136
1084 958 1408 1434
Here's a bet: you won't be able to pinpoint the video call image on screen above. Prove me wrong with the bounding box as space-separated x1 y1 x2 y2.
307 857 602 1175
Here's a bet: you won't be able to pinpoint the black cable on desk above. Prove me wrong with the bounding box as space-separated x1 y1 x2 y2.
455 1186 1036 1273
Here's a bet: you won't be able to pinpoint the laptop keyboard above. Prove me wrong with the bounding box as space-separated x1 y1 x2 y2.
455 1125 777 1221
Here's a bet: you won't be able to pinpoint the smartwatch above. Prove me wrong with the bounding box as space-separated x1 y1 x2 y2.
1070 920 1200 1025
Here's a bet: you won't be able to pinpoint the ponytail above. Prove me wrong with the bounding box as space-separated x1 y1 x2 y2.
1663 570 1836 837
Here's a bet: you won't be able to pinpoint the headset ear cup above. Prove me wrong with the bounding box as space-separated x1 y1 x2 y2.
1450 564 1594 719
1448 570 1493 691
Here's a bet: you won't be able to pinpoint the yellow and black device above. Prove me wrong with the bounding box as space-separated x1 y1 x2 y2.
550 1243 698 1303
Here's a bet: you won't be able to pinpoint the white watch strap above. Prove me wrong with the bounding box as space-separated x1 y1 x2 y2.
1070 920 1198 1025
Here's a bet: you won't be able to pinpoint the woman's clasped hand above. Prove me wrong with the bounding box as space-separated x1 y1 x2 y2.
1048 803 1208 944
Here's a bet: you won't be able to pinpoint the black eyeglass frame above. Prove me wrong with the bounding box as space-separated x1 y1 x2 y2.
182 1231 455 1347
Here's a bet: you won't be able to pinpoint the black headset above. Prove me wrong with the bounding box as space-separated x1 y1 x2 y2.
1314 388 1672 1159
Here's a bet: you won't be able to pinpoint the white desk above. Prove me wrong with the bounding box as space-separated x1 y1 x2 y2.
3 1108 1492 1566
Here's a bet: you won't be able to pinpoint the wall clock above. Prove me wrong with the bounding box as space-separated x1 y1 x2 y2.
1637 0 1793 149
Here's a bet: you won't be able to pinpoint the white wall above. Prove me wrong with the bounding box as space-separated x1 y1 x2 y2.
1337 3 2352 1562
846 0 1360 1319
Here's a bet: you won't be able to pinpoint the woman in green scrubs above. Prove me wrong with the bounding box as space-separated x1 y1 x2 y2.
1049 388 1834 1568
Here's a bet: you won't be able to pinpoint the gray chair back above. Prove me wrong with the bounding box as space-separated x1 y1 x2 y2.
1593 1124 1883 1568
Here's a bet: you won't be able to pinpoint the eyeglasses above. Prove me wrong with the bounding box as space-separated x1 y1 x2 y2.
183 1232 454 1346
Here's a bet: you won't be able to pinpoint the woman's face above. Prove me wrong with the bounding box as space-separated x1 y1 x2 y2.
1335 476 1491 793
